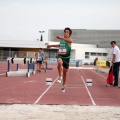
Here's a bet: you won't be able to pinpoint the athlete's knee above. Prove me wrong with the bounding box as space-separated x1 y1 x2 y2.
63 68 68 74
57 58 63 66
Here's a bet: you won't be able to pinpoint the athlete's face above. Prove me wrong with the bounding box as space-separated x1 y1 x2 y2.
39 49 42 52
64 30 70 38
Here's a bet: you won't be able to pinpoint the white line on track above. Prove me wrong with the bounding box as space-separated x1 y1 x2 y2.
0 73 6 75
90 69 106 79
79 69 96 106
34 77 58 104
80 75 96 106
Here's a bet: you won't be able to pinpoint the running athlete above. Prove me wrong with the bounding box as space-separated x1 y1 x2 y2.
47 27 72 92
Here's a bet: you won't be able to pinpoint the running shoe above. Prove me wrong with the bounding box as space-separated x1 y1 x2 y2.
62 86 65 93
57 77 62 83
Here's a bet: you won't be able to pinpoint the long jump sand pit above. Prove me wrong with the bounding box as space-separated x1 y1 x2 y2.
0 105 120 120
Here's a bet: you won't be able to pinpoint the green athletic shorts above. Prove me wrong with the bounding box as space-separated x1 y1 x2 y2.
58 56 70 69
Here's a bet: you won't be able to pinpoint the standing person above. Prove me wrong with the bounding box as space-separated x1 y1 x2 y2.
110 41 120 86
94 57 98 66
37 48 46 72
47 27 73 92
35 52 39 71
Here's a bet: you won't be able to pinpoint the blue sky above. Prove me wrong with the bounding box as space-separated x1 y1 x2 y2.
0 0 120 41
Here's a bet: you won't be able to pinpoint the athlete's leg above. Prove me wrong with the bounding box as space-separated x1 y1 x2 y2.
41 62 46 72
62 67 68 86
57 58 63 77
61 58 70 92
38 61 42 72
36 61 39 71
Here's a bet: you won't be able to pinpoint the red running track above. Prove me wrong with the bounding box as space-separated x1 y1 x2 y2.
0 62 120 106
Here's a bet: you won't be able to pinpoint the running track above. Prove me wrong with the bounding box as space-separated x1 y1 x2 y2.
0 62 120 106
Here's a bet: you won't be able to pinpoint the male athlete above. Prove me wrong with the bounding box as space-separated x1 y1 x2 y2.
47 27 72 92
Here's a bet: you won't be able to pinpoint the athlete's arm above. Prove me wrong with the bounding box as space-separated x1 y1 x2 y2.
47 44 60 49
42 51 44 56
56 36 73 43
62 37 72 43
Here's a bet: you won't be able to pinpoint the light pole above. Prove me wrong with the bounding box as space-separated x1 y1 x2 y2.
39 31 45 41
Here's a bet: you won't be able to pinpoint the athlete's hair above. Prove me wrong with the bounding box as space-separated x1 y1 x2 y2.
39 48 43 50
111 41 116 45
64 27 72 36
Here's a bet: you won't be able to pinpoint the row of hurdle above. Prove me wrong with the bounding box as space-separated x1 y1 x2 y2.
6 57 36 77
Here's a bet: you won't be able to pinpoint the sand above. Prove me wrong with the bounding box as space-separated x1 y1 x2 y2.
0 104 120 120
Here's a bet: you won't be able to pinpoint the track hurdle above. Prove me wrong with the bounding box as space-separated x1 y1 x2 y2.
6 57 36 77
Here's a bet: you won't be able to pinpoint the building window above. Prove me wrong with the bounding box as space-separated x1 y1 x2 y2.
91 52 96 56
85 52 89 55
85 56 89 59
85 52 89 59
44 49 57 58
97 53 102 56
103 53 107 56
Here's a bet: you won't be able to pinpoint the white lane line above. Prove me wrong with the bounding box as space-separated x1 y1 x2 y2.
0 73 6 75
34 77 58 104
90 69 106 79
80 75 96 106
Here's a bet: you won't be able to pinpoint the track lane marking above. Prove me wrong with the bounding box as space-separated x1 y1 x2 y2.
79 69 96 106
90 69 106 79
34 77 58 104
0 73 6 75
80 75 96 106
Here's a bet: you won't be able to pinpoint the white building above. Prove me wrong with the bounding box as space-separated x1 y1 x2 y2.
1 28 117 65
0 40 111 64
47 42 111 64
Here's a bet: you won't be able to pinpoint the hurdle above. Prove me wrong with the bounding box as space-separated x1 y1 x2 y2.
6 57 36 77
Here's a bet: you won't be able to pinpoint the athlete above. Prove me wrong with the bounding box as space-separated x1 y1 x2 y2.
36 48 46 72
47 27 72 92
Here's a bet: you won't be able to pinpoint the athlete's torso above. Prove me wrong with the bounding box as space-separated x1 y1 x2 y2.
58 40 71 59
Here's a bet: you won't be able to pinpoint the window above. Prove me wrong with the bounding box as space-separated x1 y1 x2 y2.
85 56 89 59
103 53 107 56
91 52 96 56
85 52 89 55
85 52 89 59
97 53 102 56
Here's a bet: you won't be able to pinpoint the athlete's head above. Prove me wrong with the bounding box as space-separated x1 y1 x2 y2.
64 27 72 38
39 48 42 52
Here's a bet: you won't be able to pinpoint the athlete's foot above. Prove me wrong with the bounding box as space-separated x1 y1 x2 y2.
62 85 65 93
44 69 46 73
38 70 41 72
57 77 62 84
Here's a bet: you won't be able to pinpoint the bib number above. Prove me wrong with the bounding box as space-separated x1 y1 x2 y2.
58 46 66 55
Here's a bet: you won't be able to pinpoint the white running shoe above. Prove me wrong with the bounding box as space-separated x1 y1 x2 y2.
57 77 62 84
62 86 65 93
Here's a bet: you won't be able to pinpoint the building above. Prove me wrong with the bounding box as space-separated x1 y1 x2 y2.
49 29 120 48
1 29 119 64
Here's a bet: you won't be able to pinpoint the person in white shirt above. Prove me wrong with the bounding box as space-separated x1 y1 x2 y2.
110 41 120 86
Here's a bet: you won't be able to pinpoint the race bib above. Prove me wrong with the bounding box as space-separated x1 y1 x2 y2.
58 43 66 55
